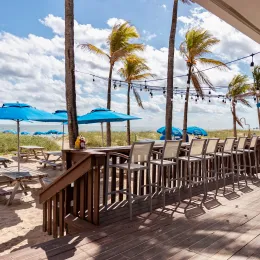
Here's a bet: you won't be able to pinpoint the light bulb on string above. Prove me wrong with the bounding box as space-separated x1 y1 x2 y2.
251 54 255 67
254 97 257 102
113 81 117 89
119 81 121 87
209 99 211 103
150 91 153 98
131 84 133 89
209 91 211 95
195 99 198 103
140 84 142 91
93 76 95 82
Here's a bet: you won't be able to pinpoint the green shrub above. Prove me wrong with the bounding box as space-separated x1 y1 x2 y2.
0 133 60 154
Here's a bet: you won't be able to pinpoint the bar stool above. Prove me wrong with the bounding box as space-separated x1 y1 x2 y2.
105 141 154 220
243 136 259 183
179 139 207 205
203 138 220 198
215 137 236 194
232 137 248 189
150 140 182 208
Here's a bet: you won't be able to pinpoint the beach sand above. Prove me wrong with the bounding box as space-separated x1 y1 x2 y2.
0 156 61 256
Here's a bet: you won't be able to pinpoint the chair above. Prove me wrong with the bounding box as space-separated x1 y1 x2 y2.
243 136 259 183
215 137 236 194
232 137 248 188
179 139 207 205
150 140 182 208
105 141 154 220
204 138 220 198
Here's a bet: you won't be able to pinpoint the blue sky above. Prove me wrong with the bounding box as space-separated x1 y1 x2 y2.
0 0 195 48
0 0 259 130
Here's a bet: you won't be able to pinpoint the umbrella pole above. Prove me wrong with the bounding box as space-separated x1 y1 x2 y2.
17 120 20 172
101 123 104 147
62 123 65 150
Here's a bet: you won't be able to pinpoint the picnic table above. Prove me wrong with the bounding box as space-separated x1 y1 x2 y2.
39 151 62 169
19 146 46 161
0 157 12 168
0 170 47 205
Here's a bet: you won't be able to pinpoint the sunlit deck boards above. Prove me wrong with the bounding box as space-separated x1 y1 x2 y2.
3 182 260 260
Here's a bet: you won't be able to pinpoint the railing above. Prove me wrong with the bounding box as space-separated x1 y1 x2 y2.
40 140 260 238
39 150 106 238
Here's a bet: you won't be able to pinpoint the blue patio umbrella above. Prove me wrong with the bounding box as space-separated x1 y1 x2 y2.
3 130 17 134
21 131 30 135
0 103 64 171
33 131 46 135
187 126 208 136
53 110 68 149
77 108 141 146
157 126 183 137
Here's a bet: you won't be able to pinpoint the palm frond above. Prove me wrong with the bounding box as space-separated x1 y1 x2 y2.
130 73 155 81
194 67 214 90
238 98 251 108
231 107 243 128
111 44 145 63
133 87 144 109
78 43 109 58
191 73 204 97
199 58 228 70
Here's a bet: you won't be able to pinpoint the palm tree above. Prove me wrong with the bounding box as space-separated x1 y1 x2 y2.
252 66 260 128
65 0 78 147
226 74 251 138
79 22 144 146
118 55 153 145
165 0 193 140
179 28 227 141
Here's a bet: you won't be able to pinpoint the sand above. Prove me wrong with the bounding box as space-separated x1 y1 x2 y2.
0 156 62 256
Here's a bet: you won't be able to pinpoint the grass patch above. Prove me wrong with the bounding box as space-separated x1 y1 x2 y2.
0 133 60 154
79 129 260 147
80 131 160 147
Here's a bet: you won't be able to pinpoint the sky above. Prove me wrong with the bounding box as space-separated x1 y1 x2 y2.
0 0 259 131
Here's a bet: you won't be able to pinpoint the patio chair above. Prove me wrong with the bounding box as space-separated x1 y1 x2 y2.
215 137 236 194
204 138 220 198
242 136 259 183
150 140 182 208
232 137 248 189
179 139 207 206
105 141 154 220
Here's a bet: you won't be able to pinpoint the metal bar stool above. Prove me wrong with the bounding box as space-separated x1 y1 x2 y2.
203 138 220 199
215 137 236 194
179 139 207 206
232 137 248 189
105 141 154 220
150 140 182 209
243 136 259 183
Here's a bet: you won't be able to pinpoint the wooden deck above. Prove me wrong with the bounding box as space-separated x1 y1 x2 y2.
4 181 260 260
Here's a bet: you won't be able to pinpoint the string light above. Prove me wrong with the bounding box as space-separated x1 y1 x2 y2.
93 76 95 82
251 54 255 67
113 81 117 89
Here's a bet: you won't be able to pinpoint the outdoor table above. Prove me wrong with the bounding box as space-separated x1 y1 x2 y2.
0 157 12 168
0 170 47 205
39 151 62 169
19 146 46 161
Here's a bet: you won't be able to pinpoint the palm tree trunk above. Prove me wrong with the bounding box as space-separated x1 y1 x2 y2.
182 65 192 142
165 0 179 140
65 0 78 148
257 96 260 129
232 100 237 138
106 64 113 146
127 83 131 145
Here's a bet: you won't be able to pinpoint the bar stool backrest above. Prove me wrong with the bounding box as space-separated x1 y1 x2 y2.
237 137 247 150
130 141 154 163
189 139 207 156
162 140 182 159
250 136 258 148
223 137 235 153
206 138 219 154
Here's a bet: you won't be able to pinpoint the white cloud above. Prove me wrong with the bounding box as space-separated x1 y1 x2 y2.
161 4 167 11
107 18 126 28
142 30 157 41
0 10 259 131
